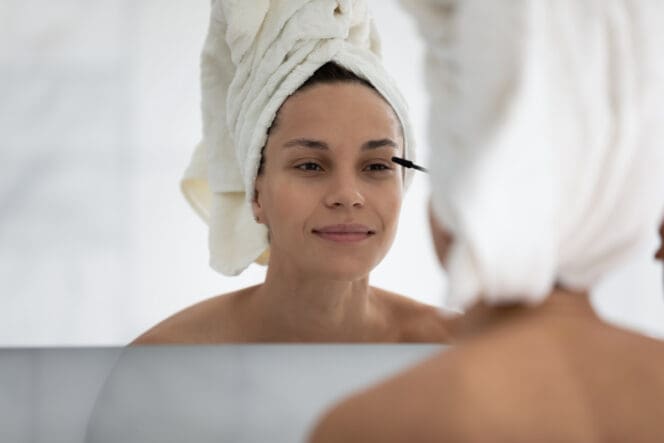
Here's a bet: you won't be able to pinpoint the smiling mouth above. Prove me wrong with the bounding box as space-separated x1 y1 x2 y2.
312 224 376 243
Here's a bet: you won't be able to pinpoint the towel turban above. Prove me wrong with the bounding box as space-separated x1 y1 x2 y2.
403 0 664 309
182 0 415 276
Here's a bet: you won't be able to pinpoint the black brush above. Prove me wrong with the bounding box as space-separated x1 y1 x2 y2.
391 157 429 173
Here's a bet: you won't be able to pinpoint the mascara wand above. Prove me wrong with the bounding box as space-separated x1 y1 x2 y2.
391 157 429 173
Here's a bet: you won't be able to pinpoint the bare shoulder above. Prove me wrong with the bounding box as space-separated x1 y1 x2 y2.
311 324 664 442
371 287 452 343
309 348 469 443
130 285 258 345
310 332 584 443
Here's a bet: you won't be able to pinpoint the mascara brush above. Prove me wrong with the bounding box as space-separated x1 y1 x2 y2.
391 157 429 173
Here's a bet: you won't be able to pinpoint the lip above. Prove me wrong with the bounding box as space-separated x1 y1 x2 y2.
312 224 375 243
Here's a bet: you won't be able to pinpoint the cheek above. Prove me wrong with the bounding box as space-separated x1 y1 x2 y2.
374 185 403 229
261 190 291 225
260 179 316 230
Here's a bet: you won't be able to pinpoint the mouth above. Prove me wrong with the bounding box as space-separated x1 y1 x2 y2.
312 224 376 243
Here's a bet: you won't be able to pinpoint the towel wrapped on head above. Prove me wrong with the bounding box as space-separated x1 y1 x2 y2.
182 0 415 276
403 0 664 310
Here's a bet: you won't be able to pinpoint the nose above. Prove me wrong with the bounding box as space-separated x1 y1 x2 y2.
324 174 365 209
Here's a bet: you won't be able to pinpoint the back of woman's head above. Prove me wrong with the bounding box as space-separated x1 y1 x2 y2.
415 1 664 309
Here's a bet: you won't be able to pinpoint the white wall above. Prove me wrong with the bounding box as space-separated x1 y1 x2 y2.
1 0 662 345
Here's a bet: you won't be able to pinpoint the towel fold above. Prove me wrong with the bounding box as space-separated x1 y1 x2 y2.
183 0 415 276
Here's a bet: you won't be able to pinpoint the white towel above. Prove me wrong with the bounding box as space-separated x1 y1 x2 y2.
182 0 415 276
403 0 664 309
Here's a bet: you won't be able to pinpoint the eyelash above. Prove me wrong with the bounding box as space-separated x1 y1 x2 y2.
294 162 394 173
365 163 392 172
295 162 324 172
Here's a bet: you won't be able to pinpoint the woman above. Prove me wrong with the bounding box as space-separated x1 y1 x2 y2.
311 218 664 442
310 0 664 441
133 1 449 344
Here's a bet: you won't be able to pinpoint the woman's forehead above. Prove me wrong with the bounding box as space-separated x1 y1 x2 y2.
275 83 402 136
280 137 400 153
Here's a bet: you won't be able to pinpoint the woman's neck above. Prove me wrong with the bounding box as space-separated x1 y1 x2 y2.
447 286 599 342
249 261 386 341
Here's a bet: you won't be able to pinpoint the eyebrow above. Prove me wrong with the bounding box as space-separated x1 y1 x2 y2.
282 138 399 151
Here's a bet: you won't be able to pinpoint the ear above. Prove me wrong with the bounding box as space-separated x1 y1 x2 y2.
252 176 265 224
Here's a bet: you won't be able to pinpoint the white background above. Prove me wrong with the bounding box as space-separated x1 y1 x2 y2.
1 0 662 345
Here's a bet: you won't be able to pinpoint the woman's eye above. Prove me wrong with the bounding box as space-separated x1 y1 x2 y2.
365 163 392 172
295 162 323 172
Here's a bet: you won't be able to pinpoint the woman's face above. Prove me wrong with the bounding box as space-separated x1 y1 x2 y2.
253 82 404 280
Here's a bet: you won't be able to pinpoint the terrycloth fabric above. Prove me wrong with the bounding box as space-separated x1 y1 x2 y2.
403 0 664 309
183 0 415 276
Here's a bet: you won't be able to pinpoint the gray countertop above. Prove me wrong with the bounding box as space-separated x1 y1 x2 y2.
1 345 446 443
